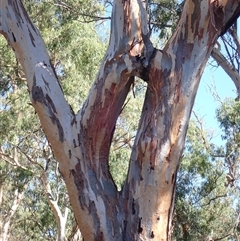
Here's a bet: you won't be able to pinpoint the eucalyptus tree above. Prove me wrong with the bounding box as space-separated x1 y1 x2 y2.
0 0 240 241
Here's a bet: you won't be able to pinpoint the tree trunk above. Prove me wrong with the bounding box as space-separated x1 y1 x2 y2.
0 187 26 241
41 171 68 241
0 0 239 240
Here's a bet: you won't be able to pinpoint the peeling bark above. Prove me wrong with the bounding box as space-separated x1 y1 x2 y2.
0 0 240 240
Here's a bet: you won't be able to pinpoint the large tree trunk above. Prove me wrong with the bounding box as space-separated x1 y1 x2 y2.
0 0 239 240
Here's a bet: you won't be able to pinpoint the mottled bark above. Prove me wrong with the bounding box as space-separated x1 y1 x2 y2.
0 0 239 240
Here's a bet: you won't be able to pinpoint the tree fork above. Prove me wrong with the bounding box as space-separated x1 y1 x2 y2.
0 0 240 240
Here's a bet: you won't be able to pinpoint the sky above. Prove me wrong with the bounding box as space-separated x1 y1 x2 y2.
193 60 236 145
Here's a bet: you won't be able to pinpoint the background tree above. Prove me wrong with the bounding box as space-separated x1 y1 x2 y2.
173 111 240 240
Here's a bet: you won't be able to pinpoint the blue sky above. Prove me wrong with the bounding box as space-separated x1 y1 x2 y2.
193 60 236 145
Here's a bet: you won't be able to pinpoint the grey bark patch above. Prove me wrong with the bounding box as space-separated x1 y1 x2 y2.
12 32 16 42
6 6 12 20
171 173 175 184
32 74 64 142
54 117 64 142
10 1 36 32
28 27 36 47
73 161 88 210
32 75 45 103
71 115 77 126
32 85 45 103
138 218 143 233
42 76 50 90
78 133 81 146
132 198 136 215
46 94 57 114
122 220 127 241
88 201 103 240
73 139 77 148
102 177 117 198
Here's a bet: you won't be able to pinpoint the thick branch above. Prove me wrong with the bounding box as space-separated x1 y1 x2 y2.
0 0 76 173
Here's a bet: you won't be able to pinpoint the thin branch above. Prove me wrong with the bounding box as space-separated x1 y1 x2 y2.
0 151 34 173
221 35 236 68
214 233 232 241
53 1 111 23
16 146 44 170
192 110 216 156
201 194 227 207
228 29 240 55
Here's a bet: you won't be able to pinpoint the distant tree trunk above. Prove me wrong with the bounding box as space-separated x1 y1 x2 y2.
0 187 26 241
41 171 68 241
0 0 239 240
